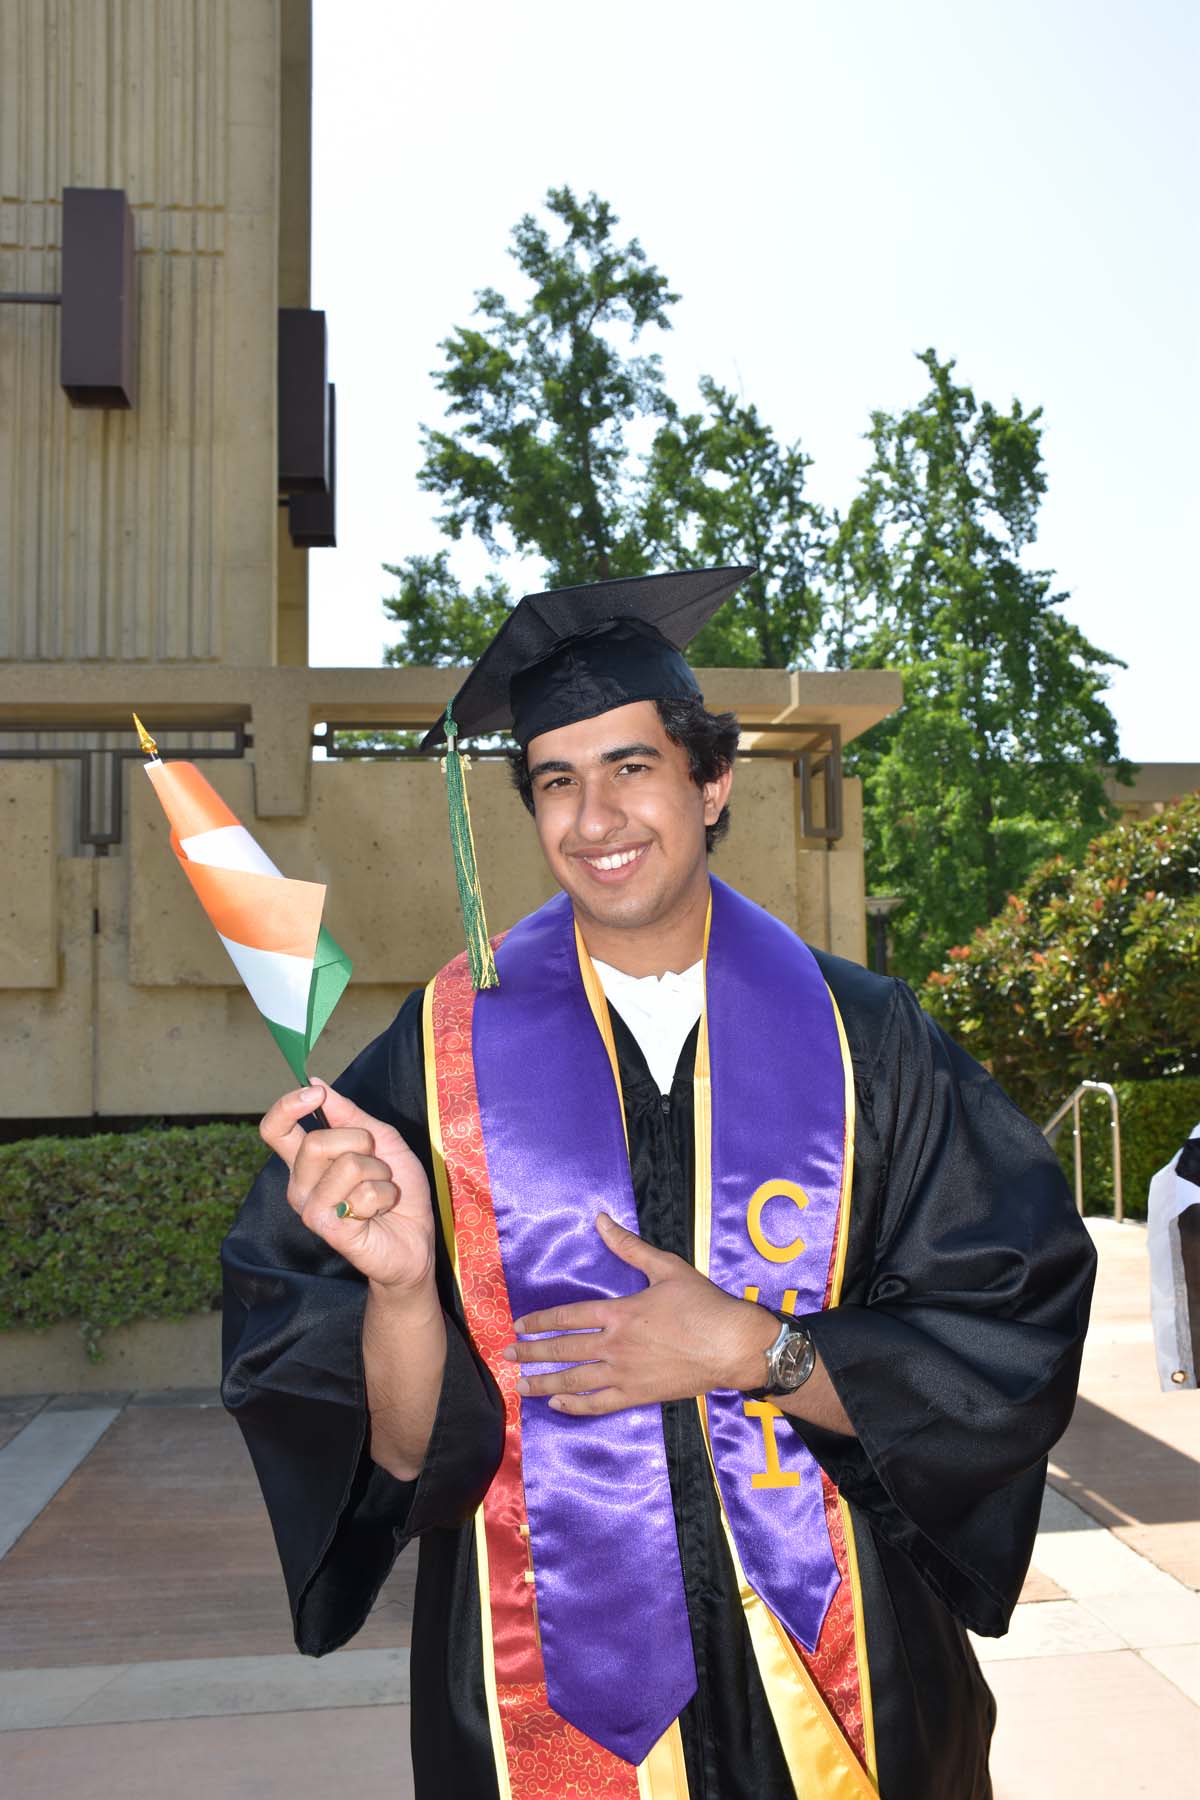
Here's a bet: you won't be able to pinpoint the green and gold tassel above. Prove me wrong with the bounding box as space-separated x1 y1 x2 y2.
441 700 499 990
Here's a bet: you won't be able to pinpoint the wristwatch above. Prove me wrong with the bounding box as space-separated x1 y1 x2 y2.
743 1312 817 1399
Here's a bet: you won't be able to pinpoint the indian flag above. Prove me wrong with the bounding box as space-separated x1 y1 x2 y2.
143 758 352 1086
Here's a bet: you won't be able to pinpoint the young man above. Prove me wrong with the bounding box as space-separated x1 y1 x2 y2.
223 568 1096 1800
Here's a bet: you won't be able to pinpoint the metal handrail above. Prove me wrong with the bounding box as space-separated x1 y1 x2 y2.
1042 1081 1124 1223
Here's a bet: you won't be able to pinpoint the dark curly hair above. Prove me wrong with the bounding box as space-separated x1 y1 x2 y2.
509 696 740 853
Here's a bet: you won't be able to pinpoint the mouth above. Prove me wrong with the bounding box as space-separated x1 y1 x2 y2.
570 843 651 884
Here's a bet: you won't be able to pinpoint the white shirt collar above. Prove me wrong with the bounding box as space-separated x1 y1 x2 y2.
590 959 704 1096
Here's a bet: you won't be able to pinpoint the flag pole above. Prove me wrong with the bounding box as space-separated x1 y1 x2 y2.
132 714 330 1130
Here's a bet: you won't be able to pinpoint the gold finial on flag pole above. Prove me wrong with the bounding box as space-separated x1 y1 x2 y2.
132 713 160 761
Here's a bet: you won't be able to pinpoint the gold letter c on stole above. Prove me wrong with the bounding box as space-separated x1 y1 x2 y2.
746 1178 809 1263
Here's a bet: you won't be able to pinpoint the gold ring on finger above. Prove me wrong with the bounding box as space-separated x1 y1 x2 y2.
335 1200 362 1220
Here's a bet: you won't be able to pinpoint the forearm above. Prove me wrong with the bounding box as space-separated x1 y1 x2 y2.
772 1355 854 1435
727 1299 855 1437
361 1278 447 1481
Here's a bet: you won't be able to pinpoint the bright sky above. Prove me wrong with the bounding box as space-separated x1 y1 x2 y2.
309 0 1197 763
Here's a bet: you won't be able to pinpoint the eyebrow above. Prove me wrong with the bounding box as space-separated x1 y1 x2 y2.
527 743 663 782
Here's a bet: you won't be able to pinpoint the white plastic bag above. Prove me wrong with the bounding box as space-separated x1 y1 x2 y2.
1146 1123 1200 1391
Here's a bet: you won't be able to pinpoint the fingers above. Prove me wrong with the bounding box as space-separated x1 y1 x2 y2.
301 1151 396 1226
503 1331 604 1365
595 1211 672 1273
546 1389 624 1416
512 1302 609 1335
259 1085 328 1169
517 1360 608 1399
294 1177 400 1266
259 1081 395 1176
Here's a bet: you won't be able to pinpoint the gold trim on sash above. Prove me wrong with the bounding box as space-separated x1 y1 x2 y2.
575 923 630 1155
827 997 856 1310
423 984 511 1797
636 1723 691 1799
840 1497 878 1788
827 995 879 1787
422 983 460 1284
691 902 714 1281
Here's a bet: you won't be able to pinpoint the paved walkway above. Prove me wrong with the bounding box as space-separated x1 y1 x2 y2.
1 1219 1196 1797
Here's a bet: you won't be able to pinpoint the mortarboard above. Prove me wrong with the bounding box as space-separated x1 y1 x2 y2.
424 565 753 990
419 565 753 752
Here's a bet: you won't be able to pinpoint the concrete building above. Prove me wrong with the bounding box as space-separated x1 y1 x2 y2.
0 0 901 1127
1107 765 1200 821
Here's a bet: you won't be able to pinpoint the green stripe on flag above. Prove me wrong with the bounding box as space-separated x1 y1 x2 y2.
260 928 352 1090
305 924 353 1058
265 1017 312 1088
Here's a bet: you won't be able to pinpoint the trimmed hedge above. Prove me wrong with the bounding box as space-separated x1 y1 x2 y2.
0 1123 265 1359
1051 1076 1200 1220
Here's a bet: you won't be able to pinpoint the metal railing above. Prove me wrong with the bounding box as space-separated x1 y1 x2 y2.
0 723 250 851
1042 1081 1124 1223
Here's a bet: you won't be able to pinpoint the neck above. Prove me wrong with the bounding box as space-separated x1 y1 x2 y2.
574 877 711 978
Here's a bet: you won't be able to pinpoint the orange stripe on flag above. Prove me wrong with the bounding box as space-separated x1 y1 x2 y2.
147 762 241 841
176 858 326 959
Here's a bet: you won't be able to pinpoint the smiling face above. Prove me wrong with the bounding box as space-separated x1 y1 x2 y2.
525 701 733 971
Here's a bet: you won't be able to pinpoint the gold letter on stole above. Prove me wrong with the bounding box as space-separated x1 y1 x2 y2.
746 1179 809 1263
743 1401 801 1488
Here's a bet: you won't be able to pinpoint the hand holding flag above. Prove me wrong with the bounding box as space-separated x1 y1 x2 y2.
133 716 352 1114
259 1080 438 1293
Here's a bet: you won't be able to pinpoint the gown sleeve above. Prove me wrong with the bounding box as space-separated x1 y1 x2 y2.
220 990 504 1656
793 976 1097 1637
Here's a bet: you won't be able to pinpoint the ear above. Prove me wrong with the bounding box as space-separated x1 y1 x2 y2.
702 761 734 826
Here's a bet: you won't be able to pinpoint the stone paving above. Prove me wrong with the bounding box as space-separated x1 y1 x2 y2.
0 1218 1196 1798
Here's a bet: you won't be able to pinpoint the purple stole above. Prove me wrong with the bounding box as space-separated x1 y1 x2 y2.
468 877 850 1766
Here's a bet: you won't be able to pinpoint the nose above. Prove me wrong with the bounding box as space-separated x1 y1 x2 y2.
573 773 626 842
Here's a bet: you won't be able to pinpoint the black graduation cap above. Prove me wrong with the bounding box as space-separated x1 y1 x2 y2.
419 565 753 752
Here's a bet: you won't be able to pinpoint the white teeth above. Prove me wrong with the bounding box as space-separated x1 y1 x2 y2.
588 848 643 871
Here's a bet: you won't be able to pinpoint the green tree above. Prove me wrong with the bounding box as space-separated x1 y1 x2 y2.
420 186 678 590
386 190 827 670
381 551 513 667
833 350 1129 980
922 795 1200 1115
642 376 826 667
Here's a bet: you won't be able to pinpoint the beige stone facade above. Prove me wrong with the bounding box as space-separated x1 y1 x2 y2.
0 0 304 666
1106 765 1199 821
0 2 901 1124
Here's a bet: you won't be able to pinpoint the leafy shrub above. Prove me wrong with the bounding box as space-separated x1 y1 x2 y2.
923 794 1200 1114
0 1124 265 1358
1051 1076 1200 1220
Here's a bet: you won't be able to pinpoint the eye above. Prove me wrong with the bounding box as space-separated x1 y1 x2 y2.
539 774 574 792
616 761 650 777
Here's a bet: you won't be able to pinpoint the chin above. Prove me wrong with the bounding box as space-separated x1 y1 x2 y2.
566 877 673 933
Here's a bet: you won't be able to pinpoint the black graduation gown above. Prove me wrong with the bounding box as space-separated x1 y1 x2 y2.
221 950 1096 1800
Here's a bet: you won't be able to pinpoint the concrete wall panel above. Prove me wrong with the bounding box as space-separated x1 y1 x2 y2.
828 777 867 965
710 759 801 933
0 765 58 987
0 858 93 1115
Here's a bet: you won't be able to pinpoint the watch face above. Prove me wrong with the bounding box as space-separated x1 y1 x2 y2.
775 1330 814 1391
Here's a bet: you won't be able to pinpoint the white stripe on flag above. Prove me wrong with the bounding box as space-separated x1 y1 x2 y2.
218 935 311 1034
180 823 283 879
